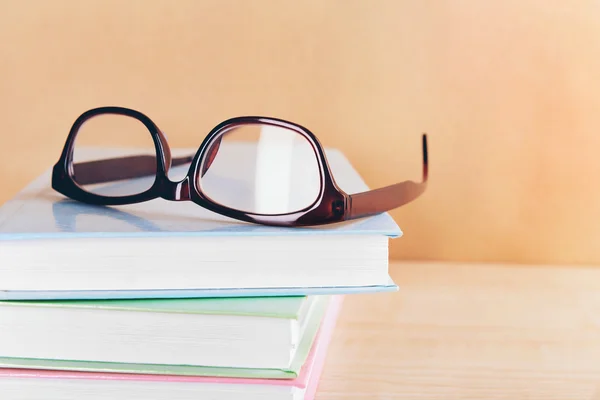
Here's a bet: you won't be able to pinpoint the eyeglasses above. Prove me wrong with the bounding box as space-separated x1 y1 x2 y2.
52 106 428 227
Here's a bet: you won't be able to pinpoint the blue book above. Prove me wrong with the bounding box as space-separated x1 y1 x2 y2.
0 147 401 300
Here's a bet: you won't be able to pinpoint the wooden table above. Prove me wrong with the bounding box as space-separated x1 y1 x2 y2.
318 261 600 399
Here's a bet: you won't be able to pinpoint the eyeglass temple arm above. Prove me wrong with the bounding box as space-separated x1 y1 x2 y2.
346 134 428 220
72 155 194 185
71 137 223 186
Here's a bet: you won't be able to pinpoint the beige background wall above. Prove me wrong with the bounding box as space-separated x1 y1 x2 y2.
1 0 600 265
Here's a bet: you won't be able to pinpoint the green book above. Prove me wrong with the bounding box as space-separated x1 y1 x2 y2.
0 295 330 379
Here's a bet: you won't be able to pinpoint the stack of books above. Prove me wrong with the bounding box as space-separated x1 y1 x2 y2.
0 147 401 399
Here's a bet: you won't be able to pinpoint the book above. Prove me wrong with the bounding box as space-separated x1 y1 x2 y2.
0 295 330 373
0 296 343 400
0 147 400 300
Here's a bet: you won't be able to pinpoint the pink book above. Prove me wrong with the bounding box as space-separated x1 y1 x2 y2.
0 295 343 400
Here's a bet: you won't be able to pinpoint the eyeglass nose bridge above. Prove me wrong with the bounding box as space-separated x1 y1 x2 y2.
157 153 197 202
159 176 192 202
156 136 220 203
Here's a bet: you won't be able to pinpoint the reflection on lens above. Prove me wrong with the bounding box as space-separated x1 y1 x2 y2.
72 114 157 197
199 123 321 214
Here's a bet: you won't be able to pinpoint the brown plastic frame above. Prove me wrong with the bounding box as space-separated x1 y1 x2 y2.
52 106 428 227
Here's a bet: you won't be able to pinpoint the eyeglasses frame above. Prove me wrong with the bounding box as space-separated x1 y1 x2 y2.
52 106 427 227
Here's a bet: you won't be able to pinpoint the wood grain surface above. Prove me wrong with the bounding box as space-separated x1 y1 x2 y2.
317 261 600 399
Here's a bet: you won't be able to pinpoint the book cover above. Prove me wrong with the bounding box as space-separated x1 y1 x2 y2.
0 147 400 300
0 148 401 240
0 294 310 319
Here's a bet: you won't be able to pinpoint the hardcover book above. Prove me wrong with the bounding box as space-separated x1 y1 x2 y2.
0 295 331 375
0 147 400 300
